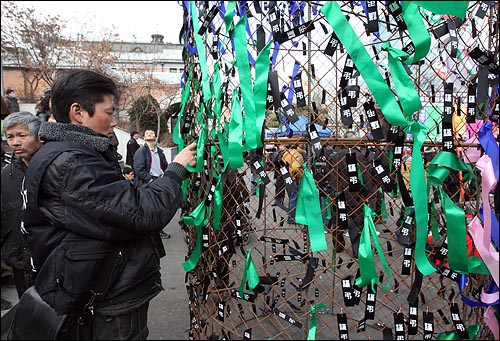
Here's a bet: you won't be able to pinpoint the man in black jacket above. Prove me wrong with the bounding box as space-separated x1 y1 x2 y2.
1 112 43 298
126 129 141 168
20 69 197 340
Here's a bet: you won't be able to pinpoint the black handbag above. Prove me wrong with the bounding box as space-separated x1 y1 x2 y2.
7 286 67 340
7 243 127 340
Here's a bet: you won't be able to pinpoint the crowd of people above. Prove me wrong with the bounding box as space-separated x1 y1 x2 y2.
1 71 197 339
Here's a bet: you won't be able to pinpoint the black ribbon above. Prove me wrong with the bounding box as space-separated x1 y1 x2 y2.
339 90 354 127
280 92 299 123
386 0 407 31
293 72 306 108
364 284 377 321
217 301 225 322
442 82 455 152
364 101 384 141
308 123 322 157
366 0 379 33
341 275 355 306
467 83 477 123
373 158 394 192
346 152 360 192
276 20 315 44
469 46 500 75
393 312 406 339
475 1 491 19
337 313 349 339
450 303 470 339
447 19 458 58
198 5 219 35
337 191 348 230
408 298 419 335
324 31 341 56
423 311 434 339
272 308 303 329
243 328 252 340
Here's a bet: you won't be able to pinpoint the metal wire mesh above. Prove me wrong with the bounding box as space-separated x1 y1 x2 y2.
178 1 498 339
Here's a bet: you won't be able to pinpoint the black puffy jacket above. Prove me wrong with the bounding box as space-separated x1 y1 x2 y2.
22 122 187 315
1 157 32 271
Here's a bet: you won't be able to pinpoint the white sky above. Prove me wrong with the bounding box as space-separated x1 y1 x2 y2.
18 1 185 44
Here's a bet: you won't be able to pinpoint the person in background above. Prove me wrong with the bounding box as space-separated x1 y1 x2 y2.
3 88 20 114
122 165 135 184
133 129 168 186
35 90 51 122
134 129 170 239
20 69 197 339
126 129 141 168
1 112 43 299
279 144 304 224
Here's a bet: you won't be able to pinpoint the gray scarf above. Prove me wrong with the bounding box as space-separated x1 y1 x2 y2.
39 122 111 152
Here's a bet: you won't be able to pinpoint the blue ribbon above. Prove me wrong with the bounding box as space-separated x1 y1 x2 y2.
478 121 499 180
459 274 499 307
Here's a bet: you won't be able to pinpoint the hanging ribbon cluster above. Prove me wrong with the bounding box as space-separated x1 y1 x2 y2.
177 1 499 339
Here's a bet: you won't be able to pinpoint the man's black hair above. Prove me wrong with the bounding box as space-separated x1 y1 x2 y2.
50 70 120 123
122 166 134 175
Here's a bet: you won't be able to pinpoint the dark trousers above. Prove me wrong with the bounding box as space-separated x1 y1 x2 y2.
57 302 150 340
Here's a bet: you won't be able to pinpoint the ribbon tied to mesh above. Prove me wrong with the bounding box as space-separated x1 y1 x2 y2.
427 151 489 274
295 162 327 252
238 249 260 297
307 303 326 340
356 205 392 292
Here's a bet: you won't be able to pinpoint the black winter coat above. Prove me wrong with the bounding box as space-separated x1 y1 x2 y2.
1 157 32 270
22 122 187 316
126 137 140 167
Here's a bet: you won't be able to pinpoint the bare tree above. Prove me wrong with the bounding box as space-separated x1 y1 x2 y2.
1 1 69 100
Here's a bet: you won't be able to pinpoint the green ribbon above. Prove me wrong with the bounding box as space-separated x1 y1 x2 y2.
183 200 207 227
381 41 422 117
321 1 407 126
190 1 211 103
427 152 488 274
427 151 473 185
401 2 431 65
405 122 436 276
436 324 481 340
173 74 191 149
212 175 223 231
213 62 222 120
412 1 470 20
429 198 441 243
356 205 392 291
187 124 207 173
182 223 203 272
379 188 388 219
239 249 260 297
228 88 244 168
249 40 272 150
295 163 328 252
224 1 237 34
233 15 255 151
307 304 326 340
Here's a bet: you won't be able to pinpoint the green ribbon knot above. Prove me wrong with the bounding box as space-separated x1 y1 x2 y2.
295 163 328 252
307 304 326 340
239 249 260 297
356 205 392 292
